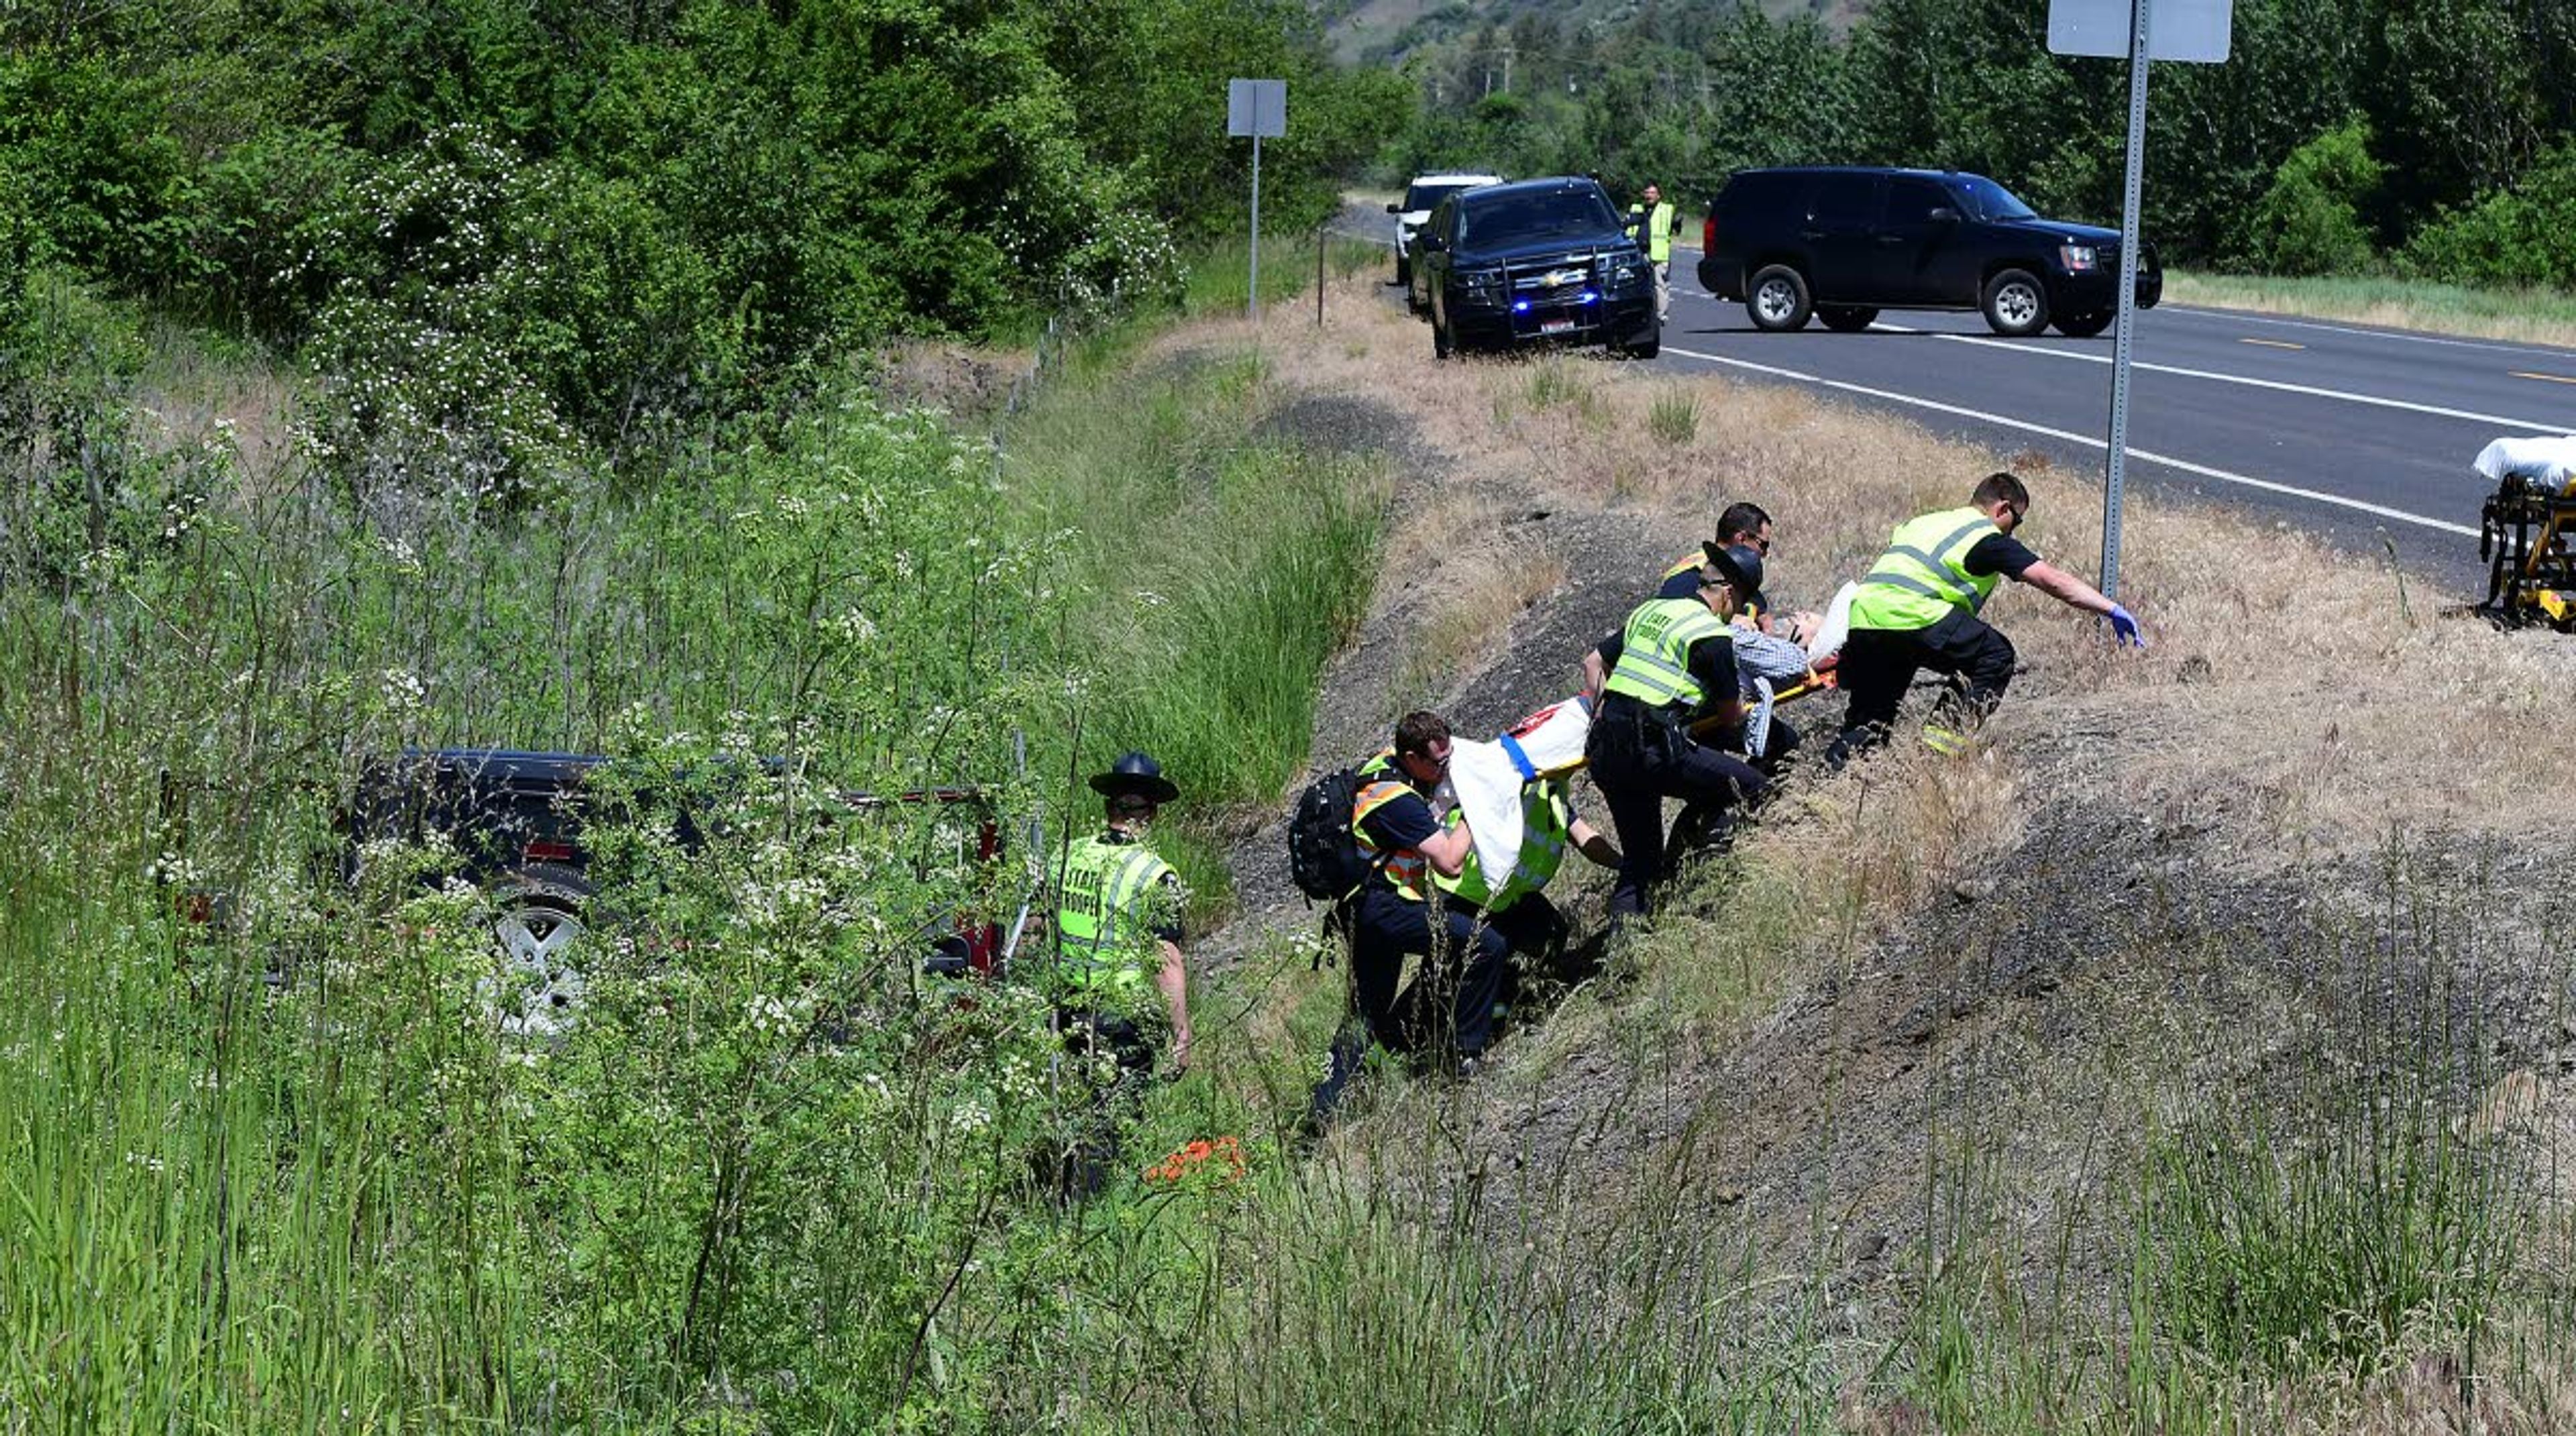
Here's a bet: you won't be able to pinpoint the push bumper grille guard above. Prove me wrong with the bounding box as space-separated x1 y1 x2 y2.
1501 252 1612 336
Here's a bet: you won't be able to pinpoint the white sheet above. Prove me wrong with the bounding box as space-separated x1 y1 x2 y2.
2473 435 2576 492
1809 581 1859 661
1448 696 1593 889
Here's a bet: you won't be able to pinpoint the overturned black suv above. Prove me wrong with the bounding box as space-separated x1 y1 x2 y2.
1698 166 2160 338
1414 176 1660 360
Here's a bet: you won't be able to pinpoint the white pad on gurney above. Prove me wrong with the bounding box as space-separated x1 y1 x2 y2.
2473 435 2576 492
1809 581 1858 662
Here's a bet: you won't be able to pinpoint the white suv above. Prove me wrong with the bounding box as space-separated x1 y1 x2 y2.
1388 172 1503 288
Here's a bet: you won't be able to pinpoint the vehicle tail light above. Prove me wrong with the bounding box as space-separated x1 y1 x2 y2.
524 839 576 863
1703 215 1717 254
964 920 1001 975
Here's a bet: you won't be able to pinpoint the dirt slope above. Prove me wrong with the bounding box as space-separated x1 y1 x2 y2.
1181 269 2576 1358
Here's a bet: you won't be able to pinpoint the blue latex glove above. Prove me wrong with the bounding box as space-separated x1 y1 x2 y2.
2105 604 2146 648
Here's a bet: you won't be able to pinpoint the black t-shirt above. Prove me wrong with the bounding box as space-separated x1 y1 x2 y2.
1964 533 2039 579
1358 787 1440 853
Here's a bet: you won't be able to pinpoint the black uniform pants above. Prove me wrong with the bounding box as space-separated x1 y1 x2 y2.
1046 1006 1160 1200
1306 886 1509 1128
1827 610 2017 765
1585 698 1768 919
1444 891 1572 1009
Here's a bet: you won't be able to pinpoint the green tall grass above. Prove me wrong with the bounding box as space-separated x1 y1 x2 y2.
1000 339 1390 907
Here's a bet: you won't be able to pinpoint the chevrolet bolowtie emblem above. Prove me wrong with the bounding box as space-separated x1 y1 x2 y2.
1542 268 1586 288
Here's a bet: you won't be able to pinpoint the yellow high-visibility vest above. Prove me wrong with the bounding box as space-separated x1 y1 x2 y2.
1848 507 2006 631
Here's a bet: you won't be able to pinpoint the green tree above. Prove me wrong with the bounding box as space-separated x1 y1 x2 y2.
2246 120 2382 275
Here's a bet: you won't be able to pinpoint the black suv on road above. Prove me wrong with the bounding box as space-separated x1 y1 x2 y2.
1697 167 2160 339
1415 176 1660 360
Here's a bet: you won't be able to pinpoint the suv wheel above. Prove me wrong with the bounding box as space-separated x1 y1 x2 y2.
1395 255 1411 288
1817 305 1879 333
1981 269 2050 337
486 863 594 1040
1620 317 1660 360
1746 265 1812 332
2051 309 2112 339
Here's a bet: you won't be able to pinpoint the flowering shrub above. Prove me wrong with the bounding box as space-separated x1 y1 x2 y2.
294 125 736 508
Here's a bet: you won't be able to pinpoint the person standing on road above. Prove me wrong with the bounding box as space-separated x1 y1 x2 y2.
1825 472 2146 767
1629 182 1680 327
1306 712 1501 1130
1584 544 1770 921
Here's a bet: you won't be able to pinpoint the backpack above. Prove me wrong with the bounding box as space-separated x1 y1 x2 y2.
1287 767 1379 903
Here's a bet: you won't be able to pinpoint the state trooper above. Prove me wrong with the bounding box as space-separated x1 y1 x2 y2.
1583 543 1770 920
1627 182 1680 325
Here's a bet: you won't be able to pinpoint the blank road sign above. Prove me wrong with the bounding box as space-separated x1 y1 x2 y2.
2047 0 2232 62
1228 78 1286 138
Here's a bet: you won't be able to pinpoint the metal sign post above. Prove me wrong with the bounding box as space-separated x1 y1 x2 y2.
2098 0 2154 600
2049 0 2229 598
1227 79 1287 321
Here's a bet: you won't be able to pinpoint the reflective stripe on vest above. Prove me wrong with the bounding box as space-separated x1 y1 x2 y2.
1054 833 1174 989
1601 596 1726 710
1847 507 2003 632
1436 781 1571 912
1353 777 1432 901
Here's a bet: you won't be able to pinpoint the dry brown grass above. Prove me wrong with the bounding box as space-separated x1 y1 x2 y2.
1384 487 1570 696
1230 265 2576 880
2163 271 2576 351
1150 268 2576 1426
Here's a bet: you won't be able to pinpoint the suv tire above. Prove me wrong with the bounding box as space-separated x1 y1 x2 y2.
1746 264 1813 332
1981 269 2050 337
2051 309 2112 339
1395 256 1411 288
1620 318 1660 360
1433 310 1455 360
1817 305 1879 333
486 863 595 1040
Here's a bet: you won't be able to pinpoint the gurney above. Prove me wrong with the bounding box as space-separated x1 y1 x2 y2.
1444 677 1841 888
2475 435 2576 629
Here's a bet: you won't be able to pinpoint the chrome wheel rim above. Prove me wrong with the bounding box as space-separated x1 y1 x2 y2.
1755 277 1798 324
492 903 586 1038
1996 282 2041 329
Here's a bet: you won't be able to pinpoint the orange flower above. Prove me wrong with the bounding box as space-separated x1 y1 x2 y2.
1184 1140 1212 1161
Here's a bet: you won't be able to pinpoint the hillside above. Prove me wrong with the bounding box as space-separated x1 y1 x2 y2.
9 236 2576 1427
1152 271 2576 1427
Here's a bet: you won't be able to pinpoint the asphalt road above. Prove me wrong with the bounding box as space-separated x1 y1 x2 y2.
1352 218 2576 594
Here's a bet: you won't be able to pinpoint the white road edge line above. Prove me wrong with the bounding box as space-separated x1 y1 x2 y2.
2159 304 2576 360
1872 323 2570 433
1663 344 2482 537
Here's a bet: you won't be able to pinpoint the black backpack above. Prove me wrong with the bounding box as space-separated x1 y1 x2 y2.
1287 766 1381 903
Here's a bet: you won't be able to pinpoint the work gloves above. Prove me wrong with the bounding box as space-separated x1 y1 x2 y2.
2104 604 2146 648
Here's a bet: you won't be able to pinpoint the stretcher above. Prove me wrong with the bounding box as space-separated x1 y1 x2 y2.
2475 435 2576 630
1533 671 1837 782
